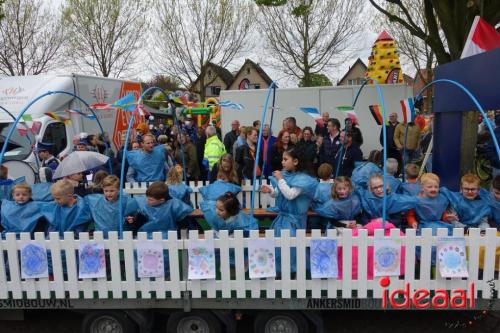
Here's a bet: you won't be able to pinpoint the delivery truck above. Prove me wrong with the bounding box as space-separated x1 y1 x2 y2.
0 74 143 183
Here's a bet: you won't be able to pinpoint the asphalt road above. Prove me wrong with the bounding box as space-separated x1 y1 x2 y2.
1 309 500 333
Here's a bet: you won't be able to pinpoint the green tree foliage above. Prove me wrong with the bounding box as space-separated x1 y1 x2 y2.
299 73 332 87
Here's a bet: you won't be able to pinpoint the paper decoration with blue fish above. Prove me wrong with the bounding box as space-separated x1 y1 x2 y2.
136 241 164 278
248 238 276 279
219 100 244 110
437 237 468 278
78 242 106 279
20 242 48 279
373 238 401 277
299 107 321 120
188 239 216 280
111 93 137 112
310 239 338 279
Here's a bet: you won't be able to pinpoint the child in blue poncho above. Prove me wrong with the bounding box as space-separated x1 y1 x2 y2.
261 146 318 234
406 173 453 234
309 163 334 230
131 182 193 237
358 173 416 227
385 158 402 194
398 163 421 196
440 173 491 230
85 175 139 236
45 179 92 236
1 183 46 236
314 176 362 229
200 191 258 235
165 165 193 206
351 150 382 190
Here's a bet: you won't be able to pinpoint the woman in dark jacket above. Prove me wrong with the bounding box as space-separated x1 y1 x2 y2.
296 126 317 175
335 131 363 177
270 130 294 172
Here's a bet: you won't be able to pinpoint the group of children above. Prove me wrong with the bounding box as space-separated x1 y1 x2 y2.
1 146 499 252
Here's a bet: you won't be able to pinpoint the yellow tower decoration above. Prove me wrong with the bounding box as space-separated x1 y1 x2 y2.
365 31 404 84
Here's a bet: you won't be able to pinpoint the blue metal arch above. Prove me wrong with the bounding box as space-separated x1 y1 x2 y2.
0 90 113 173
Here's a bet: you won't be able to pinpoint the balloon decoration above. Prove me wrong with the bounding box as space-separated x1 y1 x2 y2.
365 31 404 84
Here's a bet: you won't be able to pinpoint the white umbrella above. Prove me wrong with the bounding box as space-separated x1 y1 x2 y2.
53 151 109 179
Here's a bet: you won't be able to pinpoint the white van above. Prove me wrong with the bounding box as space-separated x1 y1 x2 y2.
0 74 143 183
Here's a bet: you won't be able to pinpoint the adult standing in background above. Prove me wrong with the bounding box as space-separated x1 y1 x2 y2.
223 119 240 154
314 112 330 137
394 120 421 164
270 130 294 172
296 126 317 174
380 112 401 174
235 128 261 180
260 124 277 178
203 126 226 177
319 118 341 174
175 133 200 180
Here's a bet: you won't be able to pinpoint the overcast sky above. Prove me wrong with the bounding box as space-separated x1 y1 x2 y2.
47 0 414 87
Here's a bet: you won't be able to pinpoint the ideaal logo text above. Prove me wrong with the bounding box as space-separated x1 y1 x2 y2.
380 277 475 309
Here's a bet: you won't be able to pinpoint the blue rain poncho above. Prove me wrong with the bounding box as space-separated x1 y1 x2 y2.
414 193 453 233
351 162 381 190
440 187 491 227
488 192 500 226
386 175 402 194
1 200 45 235
313 195 362 228
43 196 92 235
311 182 333 209
199 180 241 201
126 145 166 182
200 200 258 235
268 171 318 233
167 183 193 206
399 182 421 196
31 183 53 201
135 196 193 235
85 194 139 234
357 188 416 221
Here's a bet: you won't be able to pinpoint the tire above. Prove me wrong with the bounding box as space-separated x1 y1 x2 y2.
82 310 137 333
166 310 221 333
254 311 308 333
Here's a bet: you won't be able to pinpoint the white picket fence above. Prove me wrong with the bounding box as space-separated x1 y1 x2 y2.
1 228 500 301
124 180 276 209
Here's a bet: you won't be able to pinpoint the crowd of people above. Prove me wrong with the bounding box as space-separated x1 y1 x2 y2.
0 111 499 272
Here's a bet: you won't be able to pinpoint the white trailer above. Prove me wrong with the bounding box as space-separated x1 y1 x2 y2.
0 74 143 182
220 84 413 156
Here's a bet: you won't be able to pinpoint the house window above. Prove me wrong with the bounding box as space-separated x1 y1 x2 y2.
208 70 212 78
253 84 260 89
211 86 221 96
246 67 250 74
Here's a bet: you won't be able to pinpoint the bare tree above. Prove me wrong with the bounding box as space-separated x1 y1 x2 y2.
257 0 364 86
62 0 149 78
369 0 500 65
0 0 65 76
153 0 255 100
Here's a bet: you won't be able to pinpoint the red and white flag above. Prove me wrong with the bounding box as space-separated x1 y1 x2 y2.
461 16 500 59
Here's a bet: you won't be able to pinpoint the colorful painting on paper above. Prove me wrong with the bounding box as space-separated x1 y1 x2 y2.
78 242 106 279
374 239 401 277
310 239 338 279
188 239 215 280
20 242 48 279
248 238 276 279
137 241 164 278
437 237 468 278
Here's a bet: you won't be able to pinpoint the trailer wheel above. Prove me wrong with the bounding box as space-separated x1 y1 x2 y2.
82 310 137 333
254 311 308 333
166 310 221 333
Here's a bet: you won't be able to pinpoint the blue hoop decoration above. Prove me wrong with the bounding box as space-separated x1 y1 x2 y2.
415 79 500 160
251 82 277 219
340 78 389 227
118 86 177 237
0 90 113 174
